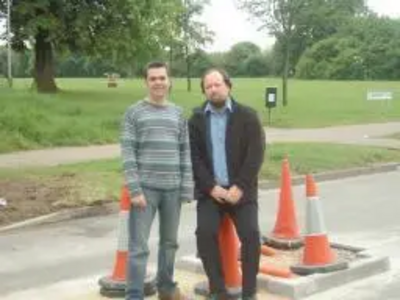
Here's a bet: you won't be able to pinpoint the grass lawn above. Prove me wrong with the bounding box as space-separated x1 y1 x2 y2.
1 142 399 225
0 78 399 153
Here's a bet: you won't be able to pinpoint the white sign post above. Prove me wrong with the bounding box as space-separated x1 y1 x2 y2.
366 90 393 111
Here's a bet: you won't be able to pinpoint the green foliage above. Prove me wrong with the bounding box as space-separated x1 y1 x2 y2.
174 0 214 90
168 42 272 78
237 0 368 78
179 0 214 52
242 54 271 77
0 0 184 91
225 42 262 76
296 16 400 80
3 0 183 61
189 50 214 77
296 36 360 79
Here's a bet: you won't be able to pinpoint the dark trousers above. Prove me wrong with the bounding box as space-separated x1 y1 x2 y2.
196 197 260 297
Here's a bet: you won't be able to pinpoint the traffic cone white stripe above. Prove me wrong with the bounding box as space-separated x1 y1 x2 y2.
117 211 129 252
305 197 327 235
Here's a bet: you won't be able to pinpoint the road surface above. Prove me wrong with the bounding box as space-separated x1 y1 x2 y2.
1 170 400 299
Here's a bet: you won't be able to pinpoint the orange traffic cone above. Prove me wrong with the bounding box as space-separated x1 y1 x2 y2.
291 175 348 275
219 215 242 293
259 263 293 278
260 245 277 257
98 186 156 297
194 215 242 298
263 157 303 249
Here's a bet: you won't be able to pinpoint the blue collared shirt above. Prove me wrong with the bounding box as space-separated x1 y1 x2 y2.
205 99 233 186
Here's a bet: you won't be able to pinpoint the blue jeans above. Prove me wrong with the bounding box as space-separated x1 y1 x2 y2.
126 188 182 300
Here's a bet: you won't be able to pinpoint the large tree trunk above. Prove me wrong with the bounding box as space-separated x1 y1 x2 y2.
34 29 58 93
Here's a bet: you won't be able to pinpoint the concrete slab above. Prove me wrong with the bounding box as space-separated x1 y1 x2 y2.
1 269 290 300
176 244 390 300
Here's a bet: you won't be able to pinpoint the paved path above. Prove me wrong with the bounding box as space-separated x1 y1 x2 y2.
1 171 400 299
0 122 399 168
265 122 400 149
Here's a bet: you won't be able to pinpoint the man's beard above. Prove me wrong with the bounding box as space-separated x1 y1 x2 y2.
209 98 227 109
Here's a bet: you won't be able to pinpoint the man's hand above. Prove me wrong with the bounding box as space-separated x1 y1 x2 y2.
210 185 229 203
131 194 147 209
225 185 243 205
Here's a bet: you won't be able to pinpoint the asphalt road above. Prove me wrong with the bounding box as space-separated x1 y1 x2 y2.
1 170 400 299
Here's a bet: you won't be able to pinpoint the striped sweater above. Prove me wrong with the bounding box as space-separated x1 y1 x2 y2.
120 99 193 202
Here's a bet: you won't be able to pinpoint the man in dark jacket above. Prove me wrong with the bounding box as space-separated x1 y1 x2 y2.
188 68 265 300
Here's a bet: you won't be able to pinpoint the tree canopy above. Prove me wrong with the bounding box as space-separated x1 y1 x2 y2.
0 0 183 92
1 0 400 95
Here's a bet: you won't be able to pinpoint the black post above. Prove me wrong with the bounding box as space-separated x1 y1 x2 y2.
265 87 277 127
268 107 272 126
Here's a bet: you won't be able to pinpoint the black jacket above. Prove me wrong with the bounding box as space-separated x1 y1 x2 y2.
188 99 266 203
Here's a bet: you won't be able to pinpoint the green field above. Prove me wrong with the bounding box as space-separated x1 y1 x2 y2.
0 78 399 153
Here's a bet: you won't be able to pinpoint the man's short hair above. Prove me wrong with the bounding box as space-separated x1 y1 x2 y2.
200 68 232 93
143 61 170 79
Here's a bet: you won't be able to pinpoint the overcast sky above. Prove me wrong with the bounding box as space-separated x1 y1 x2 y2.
0 0 399 52
201 0 400 52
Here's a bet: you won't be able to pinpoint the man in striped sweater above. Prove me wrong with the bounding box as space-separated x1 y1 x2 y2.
120 61 193 300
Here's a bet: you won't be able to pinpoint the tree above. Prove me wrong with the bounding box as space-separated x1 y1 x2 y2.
237 0 308 106
237 0 367 105
286 0 367 74
225 41 261 76
296 36 363 79
179 0 213 91
296 15 400 80
0 47 6 77
340 15 400 80
242 53 272 76
0 0 183 93
189 49 214 77
208 51 227 69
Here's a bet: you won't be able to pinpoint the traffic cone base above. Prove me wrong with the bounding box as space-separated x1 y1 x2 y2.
303 235 334 265
262 235 303 250
290 260 348 276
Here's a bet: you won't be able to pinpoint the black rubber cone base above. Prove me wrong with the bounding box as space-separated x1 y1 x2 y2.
262 234 303 250
291 261 349 276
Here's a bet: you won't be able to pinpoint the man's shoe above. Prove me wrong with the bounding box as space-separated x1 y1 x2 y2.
158 287 192 300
